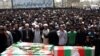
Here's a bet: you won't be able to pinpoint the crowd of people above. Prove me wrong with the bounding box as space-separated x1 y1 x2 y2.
0 8 100 56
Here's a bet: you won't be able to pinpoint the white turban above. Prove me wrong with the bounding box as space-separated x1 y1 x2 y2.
25 23 29 26
35 25 39 28
43 24 48 26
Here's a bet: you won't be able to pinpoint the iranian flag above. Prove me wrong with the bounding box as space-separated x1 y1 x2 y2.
1 42 54 56
54 46 95 56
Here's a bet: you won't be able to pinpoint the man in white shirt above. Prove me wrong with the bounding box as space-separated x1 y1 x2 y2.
57 24 67 45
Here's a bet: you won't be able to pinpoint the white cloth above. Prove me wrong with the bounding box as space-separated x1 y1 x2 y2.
72 49 80 56
19 27 23 31
57 30 67 45
33 30 41 43
32 28 34 32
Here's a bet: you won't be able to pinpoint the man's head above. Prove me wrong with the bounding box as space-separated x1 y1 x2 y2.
0 25 5 33
25 23 29 29
14 24 19 29
35 25 40 30
59 24 65 31
43 24 48 29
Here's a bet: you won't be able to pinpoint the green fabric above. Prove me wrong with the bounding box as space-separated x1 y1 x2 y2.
45 45 54 51
84 47 92 56
67 31 77 45
64 47 72 56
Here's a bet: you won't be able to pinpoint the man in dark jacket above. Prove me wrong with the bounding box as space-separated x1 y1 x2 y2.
47 30 59 46
21 23 34 42
0 26 8 53
76 28 87 46
92 31 100 56
11 24 22 43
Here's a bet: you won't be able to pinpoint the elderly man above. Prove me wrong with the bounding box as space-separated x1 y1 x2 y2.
21 23 34 42
42 24 50 44
33 25 42 43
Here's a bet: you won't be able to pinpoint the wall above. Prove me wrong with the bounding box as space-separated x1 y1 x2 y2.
0 0 12 9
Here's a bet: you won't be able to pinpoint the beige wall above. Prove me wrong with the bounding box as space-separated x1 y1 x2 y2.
55 0 100 8
0 0 12 9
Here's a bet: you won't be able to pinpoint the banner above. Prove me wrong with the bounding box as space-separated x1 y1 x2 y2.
13 0 53 8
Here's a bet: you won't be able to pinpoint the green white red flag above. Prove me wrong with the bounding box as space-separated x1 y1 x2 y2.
54 46 95 56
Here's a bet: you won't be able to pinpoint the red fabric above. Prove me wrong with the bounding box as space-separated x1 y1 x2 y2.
58 46 64 56
28 43 33 56
7 48 13 56
77 47 85 56
28 51 33 56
